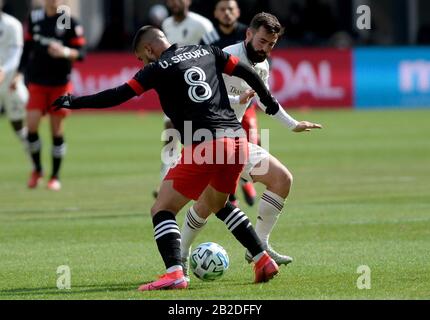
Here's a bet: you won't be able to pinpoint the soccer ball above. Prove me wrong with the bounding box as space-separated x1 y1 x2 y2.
190 242 229 281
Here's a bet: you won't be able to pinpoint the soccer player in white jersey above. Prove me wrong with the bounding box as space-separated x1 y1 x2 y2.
180 13 322 273
0 0 29 157
162 0 215 46
154 0 217 197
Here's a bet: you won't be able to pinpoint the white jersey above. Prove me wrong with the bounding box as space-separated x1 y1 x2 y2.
223 42 270 122
162 11 214 46
0 12 23 88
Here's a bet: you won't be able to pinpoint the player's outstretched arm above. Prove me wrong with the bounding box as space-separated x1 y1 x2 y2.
52 83 136 110
230 61 322 132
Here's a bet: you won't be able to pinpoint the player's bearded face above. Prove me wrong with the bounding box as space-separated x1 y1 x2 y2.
167 0 189 17
246 28 278 63
246 40 268 64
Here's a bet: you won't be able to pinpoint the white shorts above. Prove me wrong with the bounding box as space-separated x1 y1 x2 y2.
241 143 271 182
0 79 28 122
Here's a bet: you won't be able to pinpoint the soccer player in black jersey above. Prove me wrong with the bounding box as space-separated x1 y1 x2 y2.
19 0 86 191
53 26 320 291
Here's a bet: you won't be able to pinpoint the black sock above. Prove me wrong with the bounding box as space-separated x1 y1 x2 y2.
153 211 182 270
27 133 42 173
52 137 66 179
229 194 237 202
216 202 264 257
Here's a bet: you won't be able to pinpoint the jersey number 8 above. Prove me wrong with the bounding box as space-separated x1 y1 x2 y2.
184 67 213 103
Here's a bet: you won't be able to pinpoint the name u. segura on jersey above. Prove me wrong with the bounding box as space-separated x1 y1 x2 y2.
159 48 210 69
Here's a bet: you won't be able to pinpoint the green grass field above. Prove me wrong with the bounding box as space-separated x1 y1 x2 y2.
0 109 429 300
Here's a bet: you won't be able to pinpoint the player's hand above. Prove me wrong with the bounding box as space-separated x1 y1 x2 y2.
239 90 256 104
9 73 23 91
0 68 5 85
52 94 76 110
292 121 323 133
48 41 69 59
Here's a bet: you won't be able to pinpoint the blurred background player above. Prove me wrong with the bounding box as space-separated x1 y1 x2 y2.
201 0 257 207
19 0 86 191
148 4 169 29
181 13 322 273
154 0 216 198
201 0 247 49
162 0 214 47
0 0 29 158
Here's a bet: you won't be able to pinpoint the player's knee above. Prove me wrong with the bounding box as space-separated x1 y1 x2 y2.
193 202 212 220
270 168 293 197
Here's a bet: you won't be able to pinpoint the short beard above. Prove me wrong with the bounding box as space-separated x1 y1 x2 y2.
219 20 236 29
245 41 267 64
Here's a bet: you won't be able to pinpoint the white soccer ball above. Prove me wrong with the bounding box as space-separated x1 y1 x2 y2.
190 242 229 281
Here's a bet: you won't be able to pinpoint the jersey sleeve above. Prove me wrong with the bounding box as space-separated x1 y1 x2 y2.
127 63 158 96
201 29 220 45
263 62 270 89
68 18 86 48
23 15 34 43
210 45 240 76
2 20 24 75
202 18 215 34
10 20 24 48
19 16 34 73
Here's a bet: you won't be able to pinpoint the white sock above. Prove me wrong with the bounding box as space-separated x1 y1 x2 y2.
252 252 266 263
180 206 208 259
15 127 34 169
255 190 286 247
167 265 183 273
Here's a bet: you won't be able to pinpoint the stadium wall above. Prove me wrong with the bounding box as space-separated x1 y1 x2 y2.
71 47 430 111
354 47 430 108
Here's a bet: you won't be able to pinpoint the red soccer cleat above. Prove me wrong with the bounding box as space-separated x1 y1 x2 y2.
138 270 188 292
47 178 62 191
242 181 257 206
28 171 43 189
254 252 279 283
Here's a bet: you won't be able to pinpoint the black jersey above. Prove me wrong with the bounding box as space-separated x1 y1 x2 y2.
128 44 243 144
201 22 247 49
19 9 86 86
55 45 281 140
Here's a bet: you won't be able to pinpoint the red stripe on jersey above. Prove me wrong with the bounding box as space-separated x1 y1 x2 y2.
69 37 86 47
127 79 145 96
224 55 240 75
25 32 33 42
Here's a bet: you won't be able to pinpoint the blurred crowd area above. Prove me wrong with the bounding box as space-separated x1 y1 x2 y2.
3 0 430 51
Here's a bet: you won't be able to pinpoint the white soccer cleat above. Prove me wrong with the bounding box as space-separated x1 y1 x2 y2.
246 245 294 266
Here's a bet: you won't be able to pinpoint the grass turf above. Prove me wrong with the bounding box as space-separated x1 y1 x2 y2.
0 109 429 300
